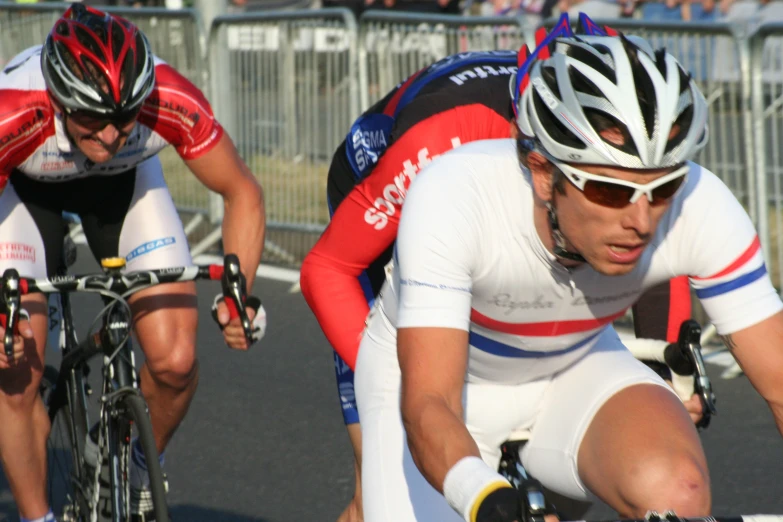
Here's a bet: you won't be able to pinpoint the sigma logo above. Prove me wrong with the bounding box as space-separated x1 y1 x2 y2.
531 77 558 110
364 137 462 230
352 127 388 172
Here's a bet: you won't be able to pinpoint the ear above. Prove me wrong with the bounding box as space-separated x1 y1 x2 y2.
527 151 556 203
49 97 64 116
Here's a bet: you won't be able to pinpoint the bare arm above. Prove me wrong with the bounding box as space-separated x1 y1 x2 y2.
721 310 783 436
184 133 265 291
398 326 481 491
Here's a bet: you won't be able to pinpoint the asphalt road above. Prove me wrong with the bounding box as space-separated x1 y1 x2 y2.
0 249 781 521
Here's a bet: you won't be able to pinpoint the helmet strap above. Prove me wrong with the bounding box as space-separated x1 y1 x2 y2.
546 200 586 263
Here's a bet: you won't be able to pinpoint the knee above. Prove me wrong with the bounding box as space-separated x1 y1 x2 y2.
622 452 711 517
145 341 198 390
0 369 42 410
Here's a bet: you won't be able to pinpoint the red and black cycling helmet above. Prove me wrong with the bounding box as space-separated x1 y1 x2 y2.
41 2 155 116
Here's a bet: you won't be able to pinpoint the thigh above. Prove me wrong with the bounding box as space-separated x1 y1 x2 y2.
355 317 461 522
2 174 65 278
79 156 191 270
520 327 671 500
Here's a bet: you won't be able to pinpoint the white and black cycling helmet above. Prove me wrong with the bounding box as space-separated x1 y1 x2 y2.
41 2 155 115
513 13 708 169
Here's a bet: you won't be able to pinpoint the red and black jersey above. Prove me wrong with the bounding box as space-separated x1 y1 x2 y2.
302 51 519 369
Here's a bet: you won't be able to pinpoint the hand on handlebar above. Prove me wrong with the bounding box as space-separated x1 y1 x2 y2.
210 253 266 350
212 296 266 350
0 310 34 369
682 393 705 425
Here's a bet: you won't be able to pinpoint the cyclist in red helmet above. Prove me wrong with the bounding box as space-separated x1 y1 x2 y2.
0 4 266 521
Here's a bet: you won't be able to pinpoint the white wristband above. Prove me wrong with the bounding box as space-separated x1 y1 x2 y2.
442 456 511 522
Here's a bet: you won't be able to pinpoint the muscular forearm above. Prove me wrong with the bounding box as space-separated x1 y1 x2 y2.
402 394 482 492
221 182 265 292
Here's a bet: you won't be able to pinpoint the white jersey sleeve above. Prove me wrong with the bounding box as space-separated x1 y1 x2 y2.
668 166 782 334
393 153 484 331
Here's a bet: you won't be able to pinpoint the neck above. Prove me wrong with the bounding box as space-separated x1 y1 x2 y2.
532 201 583 268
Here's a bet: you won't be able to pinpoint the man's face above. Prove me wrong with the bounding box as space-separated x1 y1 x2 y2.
553 162 684 276
63 109 138 164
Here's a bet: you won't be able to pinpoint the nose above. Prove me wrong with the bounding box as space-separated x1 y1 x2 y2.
95 124 120 145
622 196 653 237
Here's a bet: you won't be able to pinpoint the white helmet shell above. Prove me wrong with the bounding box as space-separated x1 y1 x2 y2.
516 35 708 168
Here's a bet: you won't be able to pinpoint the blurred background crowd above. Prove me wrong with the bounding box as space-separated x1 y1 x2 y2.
10 0 783 30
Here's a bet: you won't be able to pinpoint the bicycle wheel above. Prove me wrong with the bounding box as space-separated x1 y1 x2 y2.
104 394 169 522
41 363 91 521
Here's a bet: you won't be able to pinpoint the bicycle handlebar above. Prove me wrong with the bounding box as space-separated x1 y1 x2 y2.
560 515 783 522
624 320 717 429
0 254 252 360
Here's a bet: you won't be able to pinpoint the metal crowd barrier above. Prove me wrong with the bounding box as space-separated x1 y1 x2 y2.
357 11 533 108
208 9 359 263
751 22 783 290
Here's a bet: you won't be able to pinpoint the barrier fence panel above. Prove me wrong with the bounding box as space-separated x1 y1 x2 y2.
358 12 532 109
208 9 359 263
751 22 783 290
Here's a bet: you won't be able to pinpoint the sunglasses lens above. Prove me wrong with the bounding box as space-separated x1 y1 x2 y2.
650 175 685 205
71 108 139 129
582 179 636 208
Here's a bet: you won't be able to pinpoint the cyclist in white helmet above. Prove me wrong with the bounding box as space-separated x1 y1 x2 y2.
354 14 783 522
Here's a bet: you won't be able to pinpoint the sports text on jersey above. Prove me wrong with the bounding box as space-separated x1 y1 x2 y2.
364 137 462 230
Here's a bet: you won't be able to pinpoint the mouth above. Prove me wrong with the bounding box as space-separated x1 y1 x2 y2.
607 243 645 263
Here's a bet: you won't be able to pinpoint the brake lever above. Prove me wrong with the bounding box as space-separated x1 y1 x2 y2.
221 254 253 345
676 320 717 428
1 268 21 361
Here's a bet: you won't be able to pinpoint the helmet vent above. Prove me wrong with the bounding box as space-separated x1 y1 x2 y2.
665 104 693 153
74 25 105 63
56 42 84 81
568 67 604 98
111 22 125 61
55 21 69 37
566 44 616 84
541 66 561 100
533 91 585 150
623 37 657 139
584 108 639 158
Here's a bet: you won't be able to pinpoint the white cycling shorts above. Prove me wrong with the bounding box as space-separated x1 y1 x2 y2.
355 314 673 522
0 155 191 279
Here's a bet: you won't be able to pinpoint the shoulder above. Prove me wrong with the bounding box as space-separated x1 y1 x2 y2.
408 138 521 202
138 60 223 158
144 60 212 112
392 51 517 136
0 47 55 169
673 163 745 216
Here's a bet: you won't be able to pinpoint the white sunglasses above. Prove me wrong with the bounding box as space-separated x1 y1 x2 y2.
552 161 690 209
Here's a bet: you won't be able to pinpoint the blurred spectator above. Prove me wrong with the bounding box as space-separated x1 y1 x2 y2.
680 0 718 21
639 0 684 21
322 0 365 18
363 0 461 14
559 0 622 18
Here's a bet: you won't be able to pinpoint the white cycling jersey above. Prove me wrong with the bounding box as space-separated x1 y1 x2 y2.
376 138 779 384
355 138 783 522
